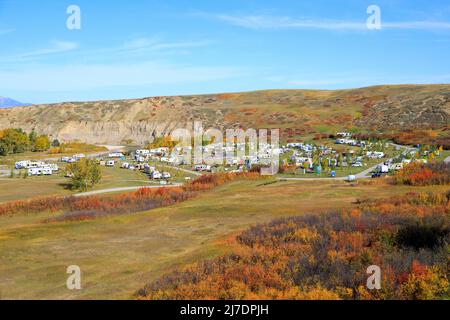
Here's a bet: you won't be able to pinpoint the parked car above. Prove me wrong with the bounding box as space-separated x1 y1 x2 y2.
372 172 383 178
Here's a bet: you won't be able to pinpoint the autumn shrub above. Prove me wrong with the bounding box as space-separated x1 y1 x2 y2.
0 172 263 220
392 162 450 186
138 192 449 300
184 172 262 192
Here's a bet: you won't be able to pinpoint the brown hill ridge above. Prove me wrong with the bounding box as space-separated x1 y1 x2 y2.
0 85 449 145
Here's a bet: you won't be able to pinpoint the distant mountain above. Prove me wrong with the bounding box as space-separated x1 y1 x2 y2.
0 97 30 109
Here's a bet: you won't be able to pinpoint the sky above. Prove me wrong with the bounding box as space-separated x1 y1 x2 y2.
0 0 450 104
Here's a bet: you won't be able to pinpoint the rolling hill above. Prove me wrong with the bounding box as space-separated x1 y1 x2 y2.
0 85 449 145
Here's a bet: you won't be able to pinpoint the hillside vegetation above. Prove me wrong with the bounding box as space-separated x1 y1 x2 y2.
0 85 448 145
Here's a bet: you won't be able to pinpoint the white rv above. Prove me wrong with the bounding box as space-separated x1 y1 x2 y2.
194 164 211 172
151 171 162 179
109 152 124 158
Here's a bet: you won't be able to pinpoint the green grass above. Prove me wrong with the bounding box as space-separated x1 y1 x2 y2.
0 179 447 299
0 166 152 203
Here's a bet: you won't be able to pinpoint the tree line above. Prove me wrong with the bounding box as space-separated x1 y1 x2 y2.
0 128 60 156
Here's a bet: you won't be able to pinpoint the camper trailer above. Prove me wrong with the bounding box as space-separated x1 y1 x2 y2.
109 152 124 158
194 164 211 172
28 167 52 176
151 171 162 179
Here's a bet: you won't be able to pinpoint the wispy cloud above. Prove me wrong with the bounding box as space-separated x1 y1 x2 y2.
383 21 450 30
121 37 213 54
18 40 79 58
214 14 450 31
0 28 15 35
217 15 366 30
0 36 208 64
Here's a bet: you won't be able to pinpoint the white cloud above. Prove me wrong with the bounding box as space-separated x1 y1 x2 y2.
383 21 450 30
0 40 79 62
215 14 450 31
18 40 79 58
217 15 366 30
121 37 213 53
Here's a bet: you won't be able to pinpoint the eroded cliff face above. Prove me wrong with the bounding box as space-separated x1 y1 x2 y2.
0 96 215 144
0 85 449 145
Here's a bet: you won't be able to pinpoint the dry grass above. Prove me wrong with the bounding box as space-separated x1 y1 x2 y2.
0 178 447 299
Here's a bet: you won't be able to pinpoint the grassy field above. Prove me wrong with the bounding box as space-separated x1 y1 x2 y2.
0 178 447 299
0 166 154 203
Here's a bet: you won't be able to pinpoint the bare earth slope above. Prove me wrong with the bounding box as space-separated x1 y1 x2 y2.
0 85 449 144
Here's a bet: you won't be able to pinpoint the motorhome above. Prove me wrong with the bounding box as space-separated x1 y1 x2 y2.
136 149 150 156
15 161 30 169
28 167 52 176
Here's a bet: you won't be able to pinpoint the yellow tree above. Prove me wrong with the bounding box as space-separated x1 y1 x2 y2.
34 135 51 152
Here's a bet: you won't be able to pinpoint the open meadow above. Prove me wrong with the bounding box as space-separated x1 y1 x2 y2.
0 178 447 299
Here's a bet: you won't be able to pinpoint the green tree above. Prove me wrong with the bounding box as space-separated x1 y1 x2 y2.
66 158 102 191
321 158 329 172
338 153 344 168
0 141 8 156
28 129 37 145
52 139 61 147
0 128 29 154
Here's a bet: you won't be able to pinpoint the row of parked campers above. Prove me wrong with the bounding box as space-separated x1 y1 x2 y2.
149 171 171 180
15 161 59 176
141 164 171 179
61 154 86 163
120 162 142 170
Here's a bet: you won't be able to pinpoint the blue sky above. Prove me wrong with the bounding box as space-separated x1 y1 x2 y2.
1 0 450 104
